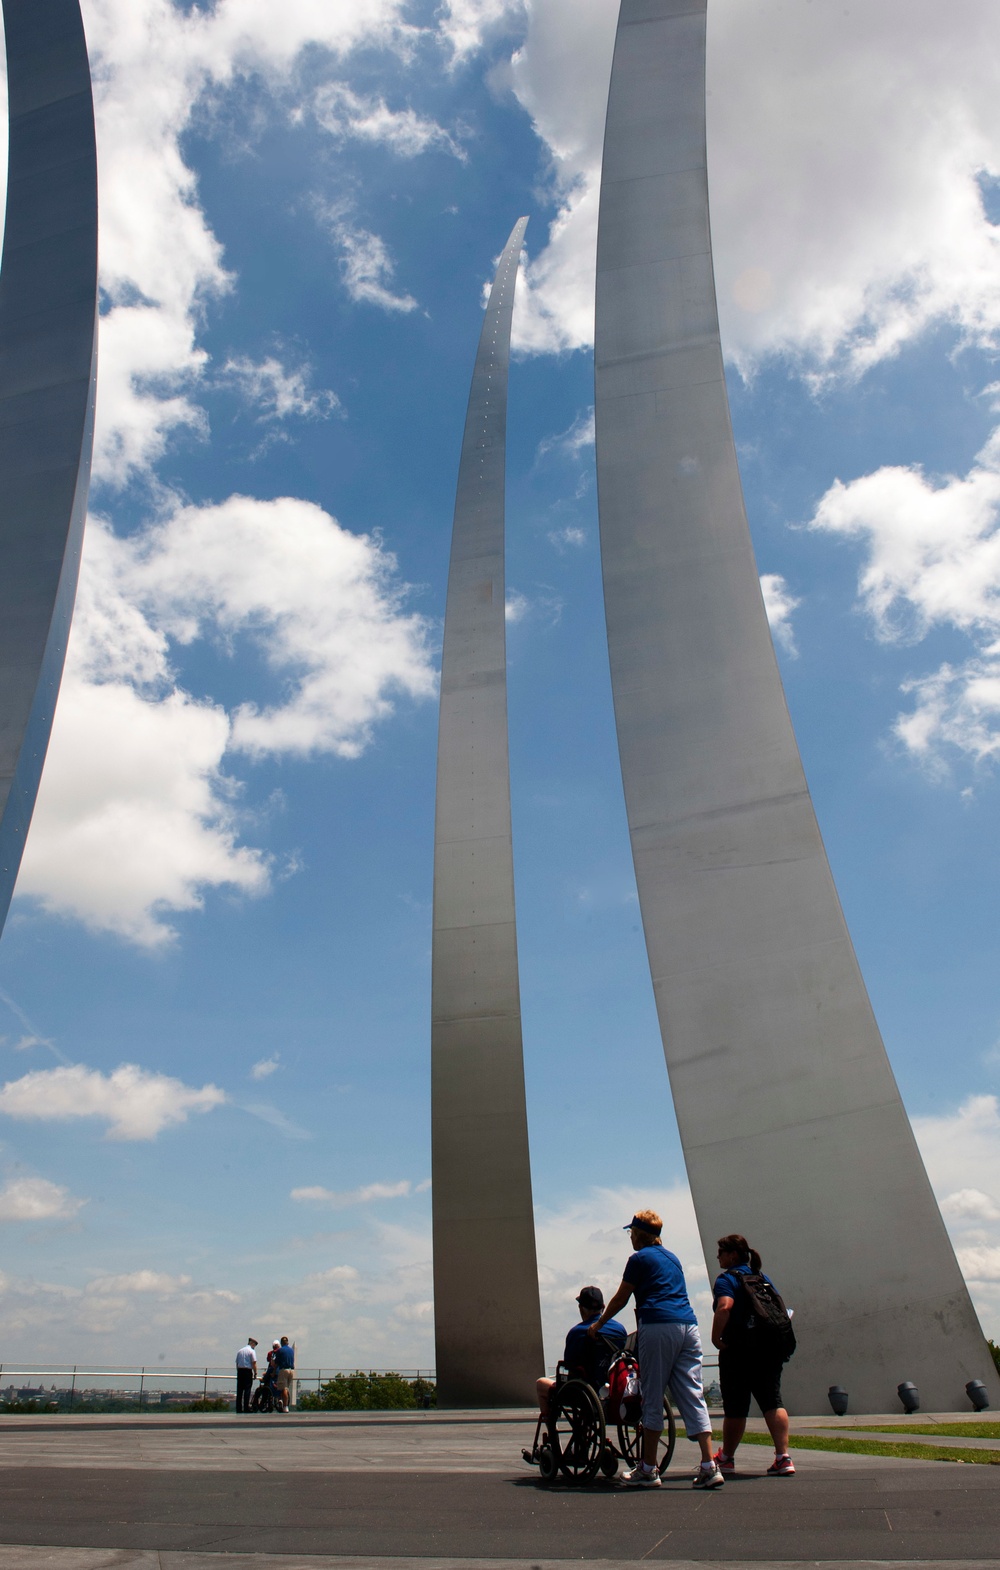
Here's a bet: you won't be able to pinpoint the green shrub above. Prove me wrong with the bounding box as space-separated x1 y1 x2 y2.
181 1397 231 1412
299 1372 436 1411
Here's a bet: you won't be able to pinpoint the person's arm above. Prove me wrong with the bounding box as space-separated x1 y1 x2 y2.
587 1279 633 1338
711 1295 734 1350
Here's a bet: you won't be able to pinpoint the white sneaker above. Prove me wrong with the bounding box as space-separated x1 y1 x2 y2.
692 1462 724 1489
622 1461 662 1487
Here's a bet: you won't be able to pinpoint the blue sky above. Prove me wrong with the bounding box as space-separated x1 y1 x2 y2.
1 0 1000 1371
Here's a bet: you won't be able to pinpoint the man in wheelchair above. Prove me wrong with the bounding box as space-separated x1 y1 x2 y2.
536 1286 627 1418
527 1281 659 1475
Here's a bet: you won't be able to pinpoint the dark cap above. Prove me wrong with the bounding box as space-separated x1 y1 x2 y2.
577 1285 604 1312
624 1215 661 1235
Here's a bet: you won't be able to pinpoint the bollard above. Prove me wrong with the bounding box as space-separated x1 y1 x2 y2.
828 1385 849 1416
966 1379 990 1412
897 1381 920 1414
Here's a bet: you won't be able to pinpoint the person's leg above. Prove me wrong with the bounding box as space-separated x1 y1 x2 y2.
764 1406 789 1453
536 1376 554 1417
716 1352 751 1465
667 1325 722 1483
751 1363 793 1471
628 1323 666 1480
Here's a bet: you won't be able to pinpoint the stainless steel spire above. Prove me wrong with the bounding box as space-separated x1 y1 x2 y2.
0 0 99 934
431 218 544 1406
594 0 998 1411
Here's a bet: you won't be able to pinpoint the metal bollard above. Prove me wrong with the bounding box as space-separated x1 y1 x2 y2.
897 1381 920 1414
828 1385 849 1416
966 1379 990 1412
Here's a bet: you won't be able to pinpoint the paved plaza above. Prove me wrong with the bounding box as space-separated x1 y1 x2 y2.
0 1411 998 1569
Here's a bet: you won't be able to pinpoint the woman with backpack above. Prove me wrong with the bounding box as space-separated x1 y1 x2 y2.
711 1234 795 1476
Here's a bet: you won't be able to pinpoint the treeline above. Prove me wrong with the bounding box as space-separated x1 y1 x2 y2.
298 1372 436 1410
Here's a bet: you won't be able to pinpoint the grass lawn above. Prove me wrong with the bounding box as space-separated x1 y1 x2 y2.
718 1430 1000 1465
819 1422 1000 1439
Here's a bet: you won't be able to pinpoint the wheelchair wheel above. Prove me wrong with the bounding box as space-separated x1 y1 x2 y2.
599 1445 619 1478
617 1394 677 1476
551 1378 605 1484
538 1443 558 1482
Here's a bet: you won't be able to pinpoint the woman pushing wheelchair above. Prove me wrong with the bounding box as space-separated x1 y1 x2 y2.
587 1210 723 1488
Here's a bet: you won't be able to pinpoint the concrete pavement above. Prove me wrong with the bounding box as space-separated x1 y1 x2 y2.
0 1410 997 1566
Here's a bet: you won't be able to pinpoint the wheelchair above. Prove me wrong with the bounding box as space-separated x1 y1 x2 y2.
522 1335 677 1485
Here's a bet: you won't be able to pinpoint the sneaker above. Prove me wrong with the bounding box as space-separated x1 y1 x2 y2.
692 1462 725 1489
767 1453 795 1476
713 1448 736 1474
622 1462 662 1487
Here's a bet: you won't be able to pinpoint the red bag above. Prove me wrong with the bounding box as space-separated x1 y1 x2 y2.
606 1353 640 1421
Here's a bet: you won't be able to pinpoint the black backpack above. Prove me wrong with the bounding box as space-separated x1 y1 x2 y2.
737 1272 797 1362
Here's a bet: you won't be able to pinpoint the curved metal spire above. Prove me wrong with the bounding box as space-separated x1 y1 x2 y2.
432 217 544 1406
0 0 99 933
594 0 997 1411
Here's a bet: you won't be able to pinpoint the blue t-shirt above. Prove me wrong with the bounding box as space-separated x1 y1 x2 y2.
275 1344 294 1369
713 1263 776 1341
623 1245 696 1325
563 1314 627 1386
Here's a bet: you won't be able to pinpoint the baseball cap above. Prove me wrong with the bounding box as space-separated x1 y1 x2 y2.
577 1285 604 1312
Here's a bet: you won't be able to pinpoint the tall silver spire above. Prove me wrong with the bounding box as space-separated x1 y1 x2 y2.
0 0 99 934
594 0 997 1411
431 218 544 1406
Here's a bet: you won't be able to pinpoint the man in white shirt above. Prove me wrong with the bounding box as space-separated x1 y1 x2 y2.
235 1337 258 1413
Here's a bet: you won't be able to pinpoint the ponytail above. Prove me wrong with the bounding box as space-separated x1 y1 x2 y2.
717 1233 761 1272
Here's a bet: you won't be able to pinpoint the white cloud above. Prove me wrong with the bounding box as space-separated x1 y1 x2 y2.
17 500 434 946
0 1177 87 1223
89 1269 192 1295
130 495 436 758
760 572 800 656
316 203 419 313
70 0 434 486
291 1179 417 1208
438 0 524 64
220 356 340 423
913 1093 1000 1336
313 82 464 160
809 429 1000 770
250 1054 280 1081
537 408 594 461
0 1063 226 1141
505 589 530 623
497 0 1000 376
548 525 586 551
942 1188 1000 1223
955 1246 1000 1284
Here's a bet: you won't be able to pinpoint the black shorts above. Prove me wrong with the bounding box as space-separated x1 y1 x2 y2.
719 1348 784 1419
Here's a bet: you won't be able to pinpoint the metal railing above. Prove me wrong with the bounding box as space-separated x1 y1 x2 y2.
0 1357 720 1409
0 1365 437 1410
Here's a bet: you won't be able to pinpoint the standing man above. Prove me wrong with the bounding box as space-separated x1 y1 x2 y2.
274 1335 295 1411
235 1337 258 1414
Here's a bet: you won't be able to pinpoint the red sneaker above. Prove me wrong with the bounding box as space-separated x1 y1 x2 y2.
713 1448 736 1474
767 1453 795 1475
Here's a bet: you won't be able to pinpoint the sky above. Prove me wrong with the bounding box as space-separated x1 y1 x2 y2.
1 0 1000 1375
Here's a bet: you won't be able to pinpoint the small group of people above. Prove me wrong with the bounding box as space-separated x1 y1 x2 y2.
235 1335 295 1412
541 1209 793 1487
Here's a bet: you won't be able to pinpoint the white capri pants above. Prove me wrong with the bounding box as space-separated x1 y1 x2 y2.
637 1320 711 1439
